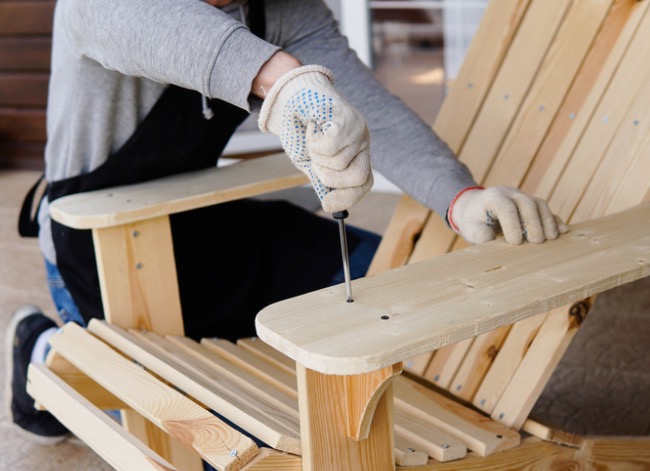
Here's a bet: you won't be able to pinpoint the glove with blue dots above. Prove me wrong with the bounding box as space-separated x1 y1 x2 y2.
258 65 373 213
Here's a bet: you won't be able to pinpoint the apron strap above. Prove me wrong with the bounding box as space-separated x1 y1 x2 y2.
18 174 46 238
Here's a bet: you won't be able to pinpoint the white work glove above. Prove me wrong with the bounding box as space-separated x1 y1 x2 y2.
258 65 373 213
447 186 569 245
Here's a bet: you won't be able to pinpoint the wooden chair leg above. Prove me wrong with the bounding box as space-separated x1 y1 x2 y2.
296 363 401 471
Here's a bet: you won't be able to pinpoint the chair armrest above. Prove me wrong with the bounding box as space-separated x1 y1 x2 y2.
256 202 650 375
50 153 307 230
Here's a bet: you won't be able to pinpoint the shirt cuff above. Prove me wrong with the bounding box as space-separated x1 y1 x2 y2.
208 26 280 111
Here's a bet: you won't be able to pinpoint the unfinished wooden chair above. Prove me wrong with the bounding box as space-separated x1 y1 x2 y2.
26 0 650 469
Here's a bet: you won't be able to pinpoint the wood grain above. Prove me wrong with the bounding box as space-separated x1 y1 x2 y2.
27 364 178 471
257 202 650 374
50 322 258 470
50 154 307 229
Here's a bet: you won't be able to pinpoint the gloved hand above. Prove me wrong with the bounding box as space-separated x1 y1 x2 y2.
447 186 569 245
258 65 373 213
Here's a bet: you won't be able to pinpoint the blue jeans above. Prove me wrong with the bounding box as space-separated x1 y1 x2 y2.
45 258 86 327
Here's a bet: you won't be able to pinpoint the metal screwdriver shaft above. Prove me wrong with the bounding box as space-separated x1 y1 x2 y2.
333 210 353 303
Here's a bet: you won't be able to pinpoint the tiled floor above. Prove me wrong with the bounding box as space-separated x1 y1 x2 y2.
1 169 649 469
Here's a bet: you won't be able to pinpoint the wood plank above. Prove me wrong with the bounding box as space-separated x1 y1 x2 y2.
0 73 48 107
0 141 45 166
393 436 429 467
256 202 650 375
576 437 650 467
49 153 307 229
393 377 520 457
547 5 650 222
162 334 299 419
483 0 613 189
296 365 395 471
0 37 51 71
522 0 647 198
120 411 203 471
571 72 650 222
449 326 511 402
44 349 130 410
472 313 545 414
0 2 55 36
49 322 258 470
458 0 573 181
403 351 433 377
422 339 472 389
237 337 296 376
403 0 601 390
490 301 590 429
198 339 434 467
200 338 298 399
27 364 177 471
240 448 302 471
474 3 650 427
92 216 184 335
395 437 579 470
202 337 519 462
88 320 302 455
601 131 650 215
433 0 531 153
401 216 458 378
408 213 456 264
394 409 467 463
0 107 46 142
366 194 430 276
521 419 583 447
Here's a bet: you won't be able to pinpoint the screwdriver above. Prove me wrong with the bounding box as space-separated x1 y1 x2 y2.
333 210 353 303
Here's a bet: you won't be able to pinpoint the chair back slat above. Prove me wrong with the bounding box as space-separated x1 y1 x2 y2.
379 0 650 430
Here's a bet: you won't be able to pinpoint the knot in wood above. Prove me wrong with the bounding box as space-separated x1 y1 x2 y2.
487 345 498 359
569 301 590 325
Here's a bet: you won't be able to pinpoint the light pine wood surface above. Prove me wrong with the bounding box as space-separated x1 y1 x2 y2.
49 153 307 229
257 202 650 374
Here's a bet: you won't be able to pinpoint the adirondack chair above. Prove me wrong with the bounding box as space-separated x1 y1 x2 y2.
25 0 650 469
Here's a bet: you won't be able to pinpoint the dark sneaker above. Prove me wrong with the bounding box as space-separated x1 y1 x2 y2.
5 305 69 444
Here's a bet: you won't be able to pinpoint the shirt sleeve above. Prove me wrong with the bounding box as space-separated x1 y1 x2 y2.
265 0 478 218
58 0 280 110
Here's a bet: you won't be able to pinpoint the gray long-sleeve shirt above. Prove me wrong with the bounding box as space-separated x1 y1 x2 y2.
39 0 476 263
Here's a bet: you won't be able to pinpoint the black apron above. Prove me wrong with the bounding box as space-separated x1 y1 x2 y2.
37 1 356 341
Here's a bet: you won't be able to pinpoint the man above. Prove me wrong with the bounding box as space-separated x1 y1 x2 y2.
7 0 566 446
